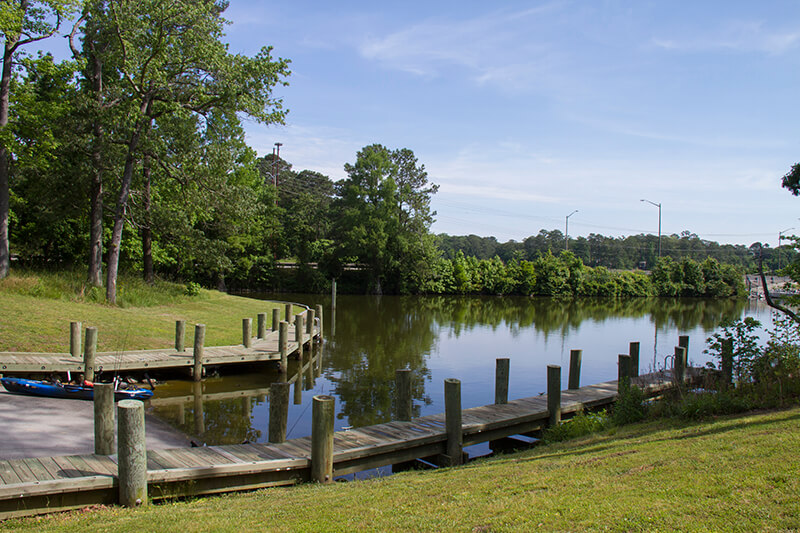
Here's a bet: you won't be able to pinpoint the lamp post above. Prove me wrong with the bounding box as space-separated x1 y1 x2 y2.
778 227 794 270
565 210 578 252
640 199 662 258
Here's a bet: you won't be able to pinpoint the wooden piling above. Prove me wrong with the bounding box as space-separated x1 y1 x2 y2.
629 342 640 377
444 378 463 466
279 321 288 374
272 308 280 332
93 383 115 455
547 365 561 426
618 354 631 392
568 349 582 390
193 324 205 382
316 304 324 341
674 346 687 384
70 321 81 358
175 320 185 352
396 369 412 421
242 318 252 348
118 400 147 507
257 313 267 339
83 327 98 382
721 338 733 389
678 335 689 356
269 382 290 443
193 380 205 435
295 314 304 344
331 279 337 310
311 395 335 483
306 308 315 337
294 369 303 405
284 303 293 324
495 358 509 404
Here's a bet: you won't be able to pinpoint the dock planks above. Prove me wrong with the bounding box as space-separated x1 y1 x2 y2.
0 370 678 518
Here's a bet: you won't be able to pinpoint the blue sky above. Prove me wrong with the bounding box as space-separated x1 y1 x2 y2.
219 1 800 246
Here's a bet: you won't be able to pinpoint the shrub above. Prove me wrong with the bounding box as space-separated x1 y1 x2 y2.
612 384 647 425
543 409 610 443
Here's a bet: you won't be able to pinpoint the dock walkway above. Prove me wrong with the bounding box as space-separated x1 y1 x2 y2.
0 371 675 518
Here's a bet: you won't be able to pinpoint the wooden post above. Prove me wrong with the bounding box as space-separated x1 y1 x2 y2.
70 321 81 358
268 382 290 443
193 324 205 382
331 279 337 310
721 338 733 389
84 327 98 382
495 358 509 404
295 313 304 343
629 342 640 377
118 400 147 507
568 349 582 390
193 380 205 435
175 320 185 352
311 395 335 483
306 308 315 337
547 365 561 426
257 313 267 339
674 346 686 384
396 369 412 421
444 378 463 466
242 318 252 348
618 354 631 392
284 303 293 324
294 369 303 405
678 335 689 355
272 308 280 332
93 383 115 455
316 304 324 341
279 321 289 373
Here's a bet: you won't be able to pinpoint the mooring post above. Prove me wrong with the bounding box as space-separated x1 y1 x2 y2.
331 279 337 310
242 318 252 348
193 324 206 382
118 400 147 508
284 303 293 324
306 308 315 339
193 380 205 435
272 308 280 332
94 383 115 455
618 354 632 392
316 304 324 341
674 346 687 384
268 382 290 443
444 378 463 466
294 368 303 405
396 369 413 421
84 326 98 382
547 365 561 426
295 313 304 344
568 349 582 390
175 320 185 352
678 335 689 357
257 313 267 339
279 321 289 373
495 358 510 404
70 321 81 358
721 338 733 389
629 342 640 377
311 395 335 483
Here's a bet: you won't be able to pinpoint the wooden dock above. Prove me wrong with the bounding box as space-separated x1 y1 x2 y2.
0 371 677 518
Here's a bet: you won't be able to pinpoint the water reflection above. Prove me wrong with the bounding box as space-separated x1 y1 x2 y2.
149 295 765 448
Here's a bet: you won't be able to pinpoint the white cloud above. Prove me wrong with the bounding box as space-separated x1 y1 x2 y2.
652 20 800 55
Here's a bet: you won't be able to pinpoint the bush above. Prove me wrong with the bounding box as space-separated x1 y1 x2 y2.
184 281 202 296
612 384 647 425
543 409 610 443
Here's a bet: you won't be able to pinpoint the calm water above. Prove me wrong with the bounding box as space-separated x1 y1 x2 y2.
148 295 773 467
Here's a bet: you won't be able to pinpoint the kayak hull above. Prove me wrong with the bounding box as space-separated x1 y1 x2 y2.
0 377 154 401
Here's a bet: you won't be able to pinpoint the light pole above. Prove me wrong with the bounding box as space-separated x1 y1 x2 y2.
640 199 662 259
565 210 578 252
778 227 794 270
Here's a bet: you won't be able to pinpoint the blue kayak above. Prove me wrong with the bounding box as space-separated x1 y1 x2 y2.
0 377 154 401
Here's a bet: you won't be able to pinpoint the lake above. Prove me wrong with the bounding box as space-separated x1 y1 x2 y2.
147 295 773 471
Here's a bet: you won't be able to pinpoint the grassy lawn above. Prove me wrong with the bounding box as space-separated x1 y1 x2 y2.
0 271 301 352
3 408 799 532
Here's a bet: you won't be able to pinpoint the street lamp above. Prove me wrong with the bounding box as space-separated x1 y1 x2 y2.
640 199 662 258
565 210 578 252
778 227 794 270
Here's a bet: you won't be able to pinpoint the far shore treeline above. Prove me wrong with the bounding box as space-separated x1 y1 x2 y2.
0 1 781 300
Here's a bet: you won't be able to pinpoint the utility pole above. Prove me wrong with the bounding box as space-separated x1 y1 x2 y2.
565 210 578 252
778 227 794 270
273 142 282 206
641 199 662 259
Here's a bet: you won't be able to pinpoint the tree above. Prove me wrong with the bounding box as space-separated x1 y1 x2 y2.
0 0 79 278
85 0 289 303
333 144 438 294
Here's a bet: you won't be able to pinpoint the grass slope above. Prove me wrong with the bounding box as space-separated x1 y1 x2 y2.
0 271 296 352
4 408 800 532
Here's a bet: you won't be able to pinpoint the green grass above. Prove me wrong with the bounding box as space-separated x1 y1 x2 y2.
0 270 298 352
3 408 800 531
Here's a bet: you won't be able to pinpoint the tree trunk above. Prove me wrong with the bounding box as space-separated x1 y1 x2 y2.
87 51 104 287
142 154 153 284
0 19 21 279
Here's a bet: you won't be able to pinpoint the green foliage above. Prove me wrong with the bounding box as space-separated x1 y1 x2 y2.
184 281 201 296
704 317 762 382
649 390 754 420
612 383 647 425
543 409 610 443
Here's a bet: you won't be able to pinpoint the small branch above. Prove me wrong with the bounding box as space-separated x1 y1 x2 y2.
758 245 800 324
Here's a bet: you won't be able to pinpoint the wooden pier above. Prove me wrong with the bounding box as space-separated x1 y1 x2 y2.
0 370 678 518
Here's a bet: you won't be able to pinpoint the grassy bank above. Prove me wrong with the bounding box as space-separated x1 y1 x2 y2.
2 407 798 531
0 271 297 352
